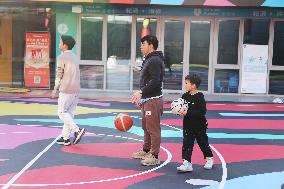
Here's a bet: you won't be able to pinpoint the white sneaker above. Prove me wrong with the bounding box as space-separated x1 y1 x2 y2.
204 157 214 169
177 160 193 172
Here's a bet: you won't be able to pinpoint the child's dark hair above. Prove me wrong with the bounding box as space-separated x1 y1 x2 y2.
61 35 76 50
185 74 202 88
141 35 158 50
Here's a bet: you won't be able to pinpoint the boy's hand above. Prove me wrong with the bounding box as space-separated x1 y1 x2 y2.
178 110 187 116
51 89 57 99
51 85 58 99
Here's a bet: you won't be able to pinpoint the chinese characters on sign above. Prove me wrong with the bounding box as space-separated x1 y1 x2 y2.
82 5 284 18
24 32 50 88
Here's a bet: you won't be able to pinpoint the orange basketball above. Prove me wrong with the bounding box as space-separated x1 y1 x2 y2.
114 113 133 132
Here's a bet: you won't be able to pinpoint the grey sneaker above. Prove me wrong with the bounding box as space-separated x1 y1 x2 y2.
204 157 214 169
177 160 193 172
132 149 149 159
73 128 85 144
141 154 160 166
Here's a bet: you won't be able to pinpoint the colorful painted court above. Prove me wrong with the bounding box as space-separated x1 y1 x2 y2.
0 97 284 189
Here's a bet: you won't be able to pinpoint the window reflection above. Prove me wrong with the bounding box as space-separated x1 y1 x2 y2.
272 21 284 66
133 18 157 90
189 20 210 91
164 20 184 90
214 69 239 93
269 71 284 95
244 19 269 45
81 16 103 60
217 20 239 65
80 65 103 89
107 15 131 90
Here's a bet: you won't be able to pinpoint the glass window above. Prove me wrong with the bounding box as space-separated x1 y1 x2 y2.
133 18 157 90
217 20 240 65
214 69 239 93
269 71 284 95
81 16 103 60
164 20 185 90
107 15 131 90
272 21 284 66
80 65 104 89
243 18 269 45
136 18 157 58
189 20 211 91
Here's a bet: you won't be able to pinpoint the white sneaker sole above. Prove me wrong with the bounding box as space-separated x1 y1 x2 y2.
74 128 85 144
204 166 213 170
177 168 193 173
56 141 71 146
177 168 193 172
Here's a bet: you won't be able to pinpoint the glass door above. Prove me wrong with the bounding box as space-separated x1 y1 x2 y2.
79 16 104 89
106 15 132 90
133 17 158 90
213 19 240 94
188 19 212 91
161 18 185 91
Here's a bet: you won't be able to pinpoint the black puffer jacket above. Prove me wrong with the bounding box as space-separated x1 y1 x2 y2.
139 51 165 98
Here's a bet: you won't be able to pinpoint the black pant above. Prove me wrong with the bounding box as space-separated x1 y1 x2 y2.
182 128 213 163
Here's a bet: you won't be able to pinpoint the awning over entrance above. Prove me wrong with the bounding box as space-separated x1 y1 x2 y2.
31 0 284 7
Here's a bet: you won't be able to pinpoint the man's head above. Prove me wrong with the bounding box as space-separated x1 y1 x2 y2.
60 35 76 51
184 74 201 91
140 35 158 56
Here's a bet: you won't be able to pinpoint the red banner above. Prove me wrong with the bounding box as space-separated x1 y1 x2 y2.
24 32 50 88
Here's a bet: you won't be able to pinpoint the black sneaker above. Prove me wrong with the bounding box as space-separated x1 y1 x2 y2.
56 137 71 146
73 128 85 144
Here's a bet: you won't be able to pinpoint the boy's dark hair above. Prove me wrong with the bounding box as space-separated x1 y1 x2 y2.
61 35 76 50
141 35 158 50
185 74 202 88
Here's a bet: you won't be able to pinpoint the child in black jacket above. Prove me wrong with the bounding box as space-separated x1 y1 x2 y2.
177 74 214 172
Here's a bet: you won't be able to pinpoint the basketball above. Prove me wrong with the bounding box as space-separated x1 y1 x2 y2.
114 113 133 132
171 98 188 115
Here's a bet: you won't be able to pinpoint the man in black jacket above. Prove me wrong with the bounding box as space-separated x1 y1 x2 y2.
131 35 165 166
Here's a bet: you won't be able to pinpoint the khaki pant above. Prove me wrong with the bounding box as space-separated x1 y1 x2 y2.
141 98 163 156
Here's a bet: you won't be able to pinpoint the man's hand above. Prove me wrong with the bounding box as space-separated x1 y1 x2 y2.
51 89 57 99
131 91 142 107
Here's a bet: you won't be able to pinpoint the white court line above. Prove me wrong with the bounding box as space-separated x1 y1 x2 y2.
161 123 227 189
1 135 61 189
209 145 227 189
0 133 172 187
12 132 32 134
1 109 223 187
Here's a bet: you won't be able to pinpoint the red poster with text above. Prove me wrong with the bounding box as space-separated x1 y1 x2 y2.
24 32 50 88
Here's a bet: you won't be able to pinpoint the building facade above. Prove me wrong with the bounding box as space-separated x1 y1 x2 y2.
1 0 284 96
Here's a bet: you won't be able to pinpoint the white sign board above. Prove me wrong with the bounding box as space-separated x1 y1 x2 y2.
241 44 268 93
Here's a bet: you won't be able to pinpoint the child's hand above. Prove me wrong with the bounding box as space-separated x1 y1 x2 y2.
178 110 187 116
